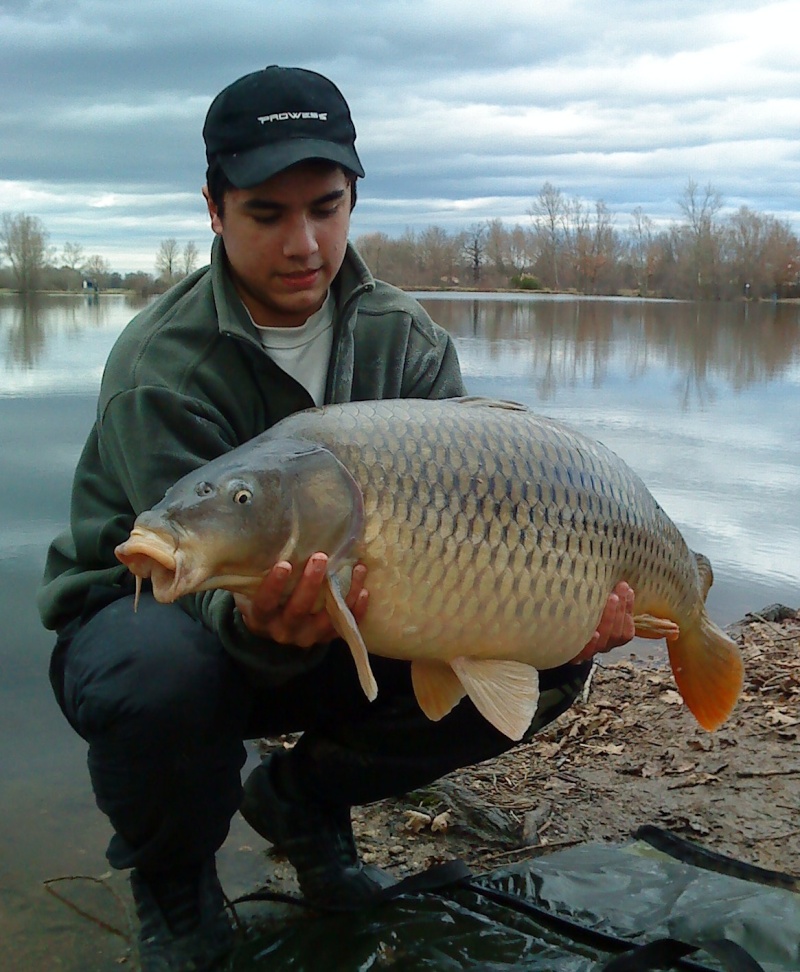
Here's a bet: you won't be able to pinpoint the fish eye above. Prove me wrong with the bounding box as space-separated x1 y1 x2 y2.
233 488 253 505
195 481 214 497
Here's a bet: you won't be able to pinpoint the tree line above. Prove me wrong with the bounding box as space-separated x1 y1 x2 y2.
2 179 799 299
0 213 202 296
355 180 800 300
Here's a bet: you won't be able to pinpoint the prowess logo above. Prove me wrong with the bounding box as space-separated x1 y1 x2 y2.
257 111 328 124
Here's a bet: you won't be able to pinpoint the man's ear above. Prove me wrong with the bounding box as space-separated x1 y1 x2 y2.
202 185 224 236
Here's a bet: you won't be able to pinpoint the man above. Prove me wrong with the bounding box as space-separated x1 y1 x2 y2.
38 66 635 971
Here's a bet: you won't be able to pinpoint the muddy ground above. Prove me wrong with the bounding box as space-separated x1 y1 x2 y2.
257 605 800 895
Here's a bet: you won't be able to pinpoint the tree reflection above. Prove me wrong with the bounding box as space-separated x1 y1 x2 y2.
423 295 800 404
3 295 50 369
1 293 114 369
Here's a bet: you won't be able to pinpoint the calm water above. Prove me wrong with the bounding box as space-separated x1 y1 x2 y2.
1 292 798 968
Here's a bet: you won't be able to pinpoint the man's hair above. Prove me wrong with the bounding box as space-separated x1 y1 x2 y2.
205 160 358 218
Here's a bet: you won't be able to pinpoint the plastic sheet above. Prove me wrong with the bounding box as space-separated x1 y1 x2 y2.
232 837 800 971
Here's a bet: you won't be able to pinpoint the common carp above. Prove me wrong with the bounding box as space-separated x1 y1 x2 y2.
115 398 744 740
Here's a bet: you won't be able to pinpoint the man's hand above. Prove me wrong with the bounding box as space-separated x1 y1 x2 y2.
234 554 368 648
571 581 636 663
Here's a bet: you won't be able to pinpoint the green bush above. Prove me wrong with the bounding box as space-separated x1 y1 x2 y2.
510 273 543 291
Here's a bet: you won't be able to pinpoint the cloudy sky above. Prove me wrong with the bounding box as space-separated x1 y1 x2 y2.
2 0 798 273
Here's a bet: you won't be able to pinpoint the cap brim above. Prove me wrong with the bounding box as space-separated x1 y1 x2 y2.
218 138 365 188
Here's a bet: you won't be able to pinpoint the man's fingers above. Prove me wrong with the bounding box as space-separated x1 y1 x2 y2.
250 561 293 614
597 582 636 651
236 554 370 648
282 553 329 617
345 563 367 606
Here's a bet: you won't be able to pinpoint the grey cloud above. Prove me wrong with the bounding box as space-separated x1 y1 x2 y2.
2 0 798 271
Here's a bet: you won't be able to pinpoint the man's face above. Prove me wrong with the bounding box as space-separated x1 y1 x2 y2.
204 162 352 328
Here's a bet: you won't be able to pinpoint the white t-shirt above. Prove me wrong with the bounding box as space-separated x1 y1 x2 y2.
248 291 334 406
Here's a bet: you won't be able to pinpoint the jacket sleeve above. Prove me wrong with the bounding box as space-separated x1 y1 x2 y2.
403 328 467 400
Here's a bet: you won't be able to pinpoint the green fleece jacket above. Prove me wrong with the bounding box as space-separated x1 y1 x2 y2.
38 237 465 680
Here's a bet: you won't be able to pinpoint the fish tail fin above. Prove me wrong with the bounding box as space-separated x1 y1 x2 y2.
668 613 744 732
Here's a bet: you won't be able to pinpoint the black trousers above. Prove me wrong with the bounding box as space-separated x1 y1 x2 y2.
50 590 590 874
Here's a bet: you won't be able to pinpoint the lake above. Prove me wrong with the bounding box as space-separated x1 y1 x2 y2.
1 291 798 969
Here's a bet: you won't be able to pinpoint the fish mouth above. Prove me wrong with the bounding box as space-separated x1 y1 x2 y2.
115 527 264 604
115 527 198 604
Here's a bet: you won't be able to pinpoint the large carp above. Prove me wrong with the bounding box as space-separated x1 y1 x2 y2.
115 398 743 740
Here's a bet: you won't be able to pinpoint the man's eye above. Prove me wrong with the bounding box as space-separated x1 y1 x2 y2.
314 206 338 219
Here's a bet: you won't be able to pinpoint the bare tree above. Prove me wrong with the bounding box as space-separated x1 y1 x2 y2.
529 182 566 288
155 238 181 285
629 207 656 296
354 232 389 279
181 241 199 277
678 179 723 298
462 223 488 285
753 214 798 298
61 241 85 290
0 212 51 292
417 226 460 286
83 254 111 290
483 219 535 284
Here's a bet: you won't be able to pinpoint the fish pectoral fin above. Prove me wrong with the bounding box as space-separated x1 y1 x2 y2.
633 613 681 642
322 574 378 702
411 660 466 722
450 657 540 742
668 613 744 732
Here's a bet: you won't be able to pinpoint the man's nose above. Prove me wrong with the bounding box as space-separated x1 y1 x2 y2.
283 215 319 258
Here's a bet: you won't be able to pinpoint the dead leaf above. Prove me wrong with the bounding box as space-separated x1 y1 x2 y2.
431 811 452 833
534 742 564 759
404 810 432 833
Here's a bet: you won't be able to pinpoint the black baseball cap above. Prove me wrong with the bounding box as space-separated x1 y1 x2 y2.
203 66 365 188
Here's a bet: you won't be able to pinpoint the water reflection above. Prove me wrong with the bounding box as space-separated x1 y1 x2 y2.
418 296 800 407
0 293 149 371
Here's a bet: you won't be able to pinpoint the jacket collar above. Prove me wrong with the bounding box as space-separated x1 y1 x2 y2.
210 235 375 403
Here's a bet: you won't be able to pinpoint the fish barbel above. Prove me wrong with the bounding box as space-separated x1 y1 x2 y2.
115 398 743 740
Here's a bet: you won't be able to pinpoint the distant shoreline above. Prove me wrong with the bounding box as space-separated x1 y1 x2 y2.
1 286 797 304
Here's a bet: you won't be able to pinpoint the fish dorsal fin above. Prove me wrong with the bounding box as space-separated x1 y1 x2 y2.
411 660 466 721
323 574 378 702
454 396 529 412
450 657 540 741
694 552 714 601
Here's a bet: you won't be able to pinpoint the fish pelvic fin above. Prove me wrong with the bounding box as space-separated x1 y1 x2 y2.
667 613 744 732
411 660 466 722
323 574 378 702
633 613 680 641
450 657 540 741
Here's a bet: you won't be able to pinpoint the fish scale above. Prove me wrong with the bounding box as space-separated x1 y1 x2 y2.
116 397 744 740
